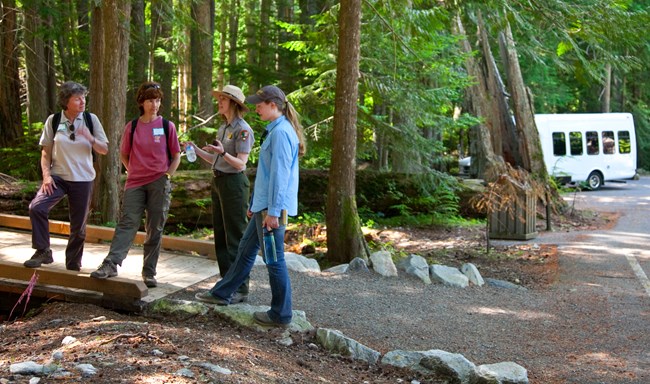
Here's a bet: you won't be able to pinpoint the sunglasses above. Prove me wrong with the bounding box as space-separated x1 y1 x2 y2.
145 84 161 90
69 123 75 141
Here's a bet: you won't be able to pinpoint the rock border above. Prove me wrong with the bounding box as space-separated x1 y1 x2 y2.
147 251 529 384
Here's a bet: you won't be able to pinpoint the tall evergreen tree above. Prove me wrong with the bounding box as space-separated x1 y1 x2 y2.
326 0 369 263
22 0 50 126
0 0 23 147
191 0 214 120
96 0 132 223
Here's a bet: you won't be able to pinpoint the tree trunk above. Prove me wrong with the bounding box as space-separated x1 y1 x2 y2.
258 0 272 88
373 103 388 170
88 4 105 224
98 0 131 223
0 0 23 147
217 3 228 87
22 0 50 126
244 0 258 92
326 0 368 264
391 112 422 173
177 2 191 131
299 0 330 25
44 14 57 115
453 14 501 180
277 0 297 89
191 0 214 120
478 13 519 169
56 1 73 80
128 0 147 118
227 0 239 84
151 0 173 119
602 63 611 113
500 22 548 179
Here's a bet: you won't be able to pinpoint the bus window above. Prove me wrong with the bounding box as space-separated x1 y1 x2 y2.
569 131 583 155
602 131 615 154
552 132 566 156
618 131 631 154
586 131 599 155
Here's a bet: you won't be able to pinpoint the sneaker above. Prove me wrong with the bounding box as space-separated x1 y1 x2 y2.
231 292 249 304
143 275 157 288
253 311 290 329
194 291 229 306
24 249 53 268
90 260 118 279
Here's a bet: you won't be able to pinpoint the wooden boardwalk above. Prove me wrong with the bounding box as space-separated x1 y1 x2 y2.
0 214 218 312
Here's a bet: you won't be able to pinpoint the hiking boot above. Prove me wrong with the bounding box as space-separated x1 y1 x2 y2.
143 275 157 288
195 291 229 305
24 249 53 268
231 292 249 304
90 260 118 279
253 311 290 329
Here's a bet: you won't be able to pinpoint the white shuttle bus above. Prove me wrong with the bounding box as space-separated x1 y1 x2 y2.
536 113 637 190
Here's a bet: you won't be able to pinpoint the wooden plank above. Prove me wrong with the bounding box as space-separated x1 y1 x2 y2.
0 261 147 299
0 213 216 259
0 280 146 312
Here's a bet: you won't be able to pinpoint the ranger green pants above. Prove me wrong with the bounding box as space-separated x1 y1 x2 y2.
211 172 250 294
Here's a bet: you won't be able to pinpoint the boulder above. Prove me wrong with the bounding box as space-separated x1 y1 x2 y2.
316 328 381 365
382 349 477 383
370 251 398 277
461 263 485 286
397 254 431 284
430 265 469 288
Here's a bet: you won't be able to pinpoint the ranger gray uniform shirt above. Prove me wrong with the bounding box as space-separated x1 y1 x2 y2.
213 117 254 173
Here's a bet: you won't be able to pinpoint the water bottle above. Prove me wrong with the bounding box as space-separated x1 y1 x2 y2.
185 144 197 162
263 229 278 265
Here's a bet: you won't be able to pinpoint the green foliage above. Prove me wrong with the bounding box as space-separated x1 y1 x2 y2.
193 198 211 210
632 102 650 170
281 1 473 172
294 211 325 227
0 128 43 181
502 0 650 113
356 170 461 219
9 0 650 237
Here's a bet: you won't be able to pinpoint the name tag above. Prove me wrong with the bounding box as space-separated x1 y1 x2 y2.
57 123 67 132
152 128 164 136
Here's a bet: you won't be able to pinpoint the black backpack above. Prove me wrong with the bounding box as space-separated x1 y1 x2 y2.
130 118 171 162
51 111 96 161
51 111 94 136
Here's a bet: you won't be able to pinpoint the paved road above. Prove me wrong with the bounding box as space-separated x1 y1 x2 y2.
542 177 650 298
495 177 650 382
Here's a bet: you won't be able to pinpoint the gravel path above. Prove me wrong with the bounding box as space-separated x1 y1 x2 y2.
174 180 650 384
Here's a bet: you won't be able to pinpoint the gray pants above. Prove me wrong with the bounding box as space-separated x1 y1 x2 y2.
105 175 171 277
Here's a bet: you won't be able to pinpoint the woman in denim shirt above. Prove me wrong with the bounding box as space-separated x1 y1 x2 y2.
195 85 306 328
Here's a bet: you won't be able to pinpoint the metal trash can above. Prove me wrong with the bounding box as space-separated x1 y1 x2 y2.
488 186 538 240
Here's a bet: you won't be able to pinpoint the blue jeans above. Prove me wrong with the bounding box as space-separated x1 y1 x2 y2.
210 212 292 324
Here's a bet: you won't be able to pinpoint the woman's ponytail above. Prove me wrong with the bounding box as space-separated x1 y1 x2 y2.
284 102 306 157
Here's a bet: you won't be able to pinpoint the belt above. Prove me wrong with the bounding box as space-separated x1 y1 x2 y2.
213 170 240 178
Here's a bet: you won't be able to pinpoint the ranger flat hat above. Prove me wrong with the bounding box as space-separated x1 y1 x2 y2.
212 85 248 112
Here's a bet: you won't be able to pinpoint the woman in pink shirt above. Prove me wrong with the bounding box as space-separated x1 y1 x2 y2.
90 82 181 288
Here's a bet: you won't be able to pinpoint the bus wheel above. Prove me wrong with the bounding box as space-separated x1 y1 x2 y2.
587 171 603 190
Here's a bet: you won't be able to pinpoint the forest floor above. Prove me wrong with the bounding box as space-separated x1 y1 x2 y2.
1 208 617 383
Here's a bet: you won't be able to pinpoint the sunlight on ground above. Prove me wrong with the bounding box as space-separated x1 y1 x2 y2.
139 375 181 383
466 306 555 320
575 351 631 372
